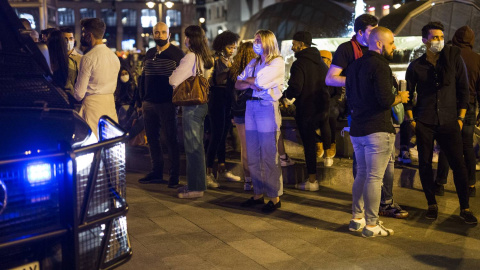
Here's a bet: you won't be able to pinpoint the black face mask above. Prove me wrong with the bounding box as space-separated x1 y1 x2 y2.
154 38 168 47
80 33 91 47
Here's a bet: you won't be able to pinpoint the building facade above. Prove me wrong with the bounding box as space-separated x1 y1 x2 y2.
9 0 196 52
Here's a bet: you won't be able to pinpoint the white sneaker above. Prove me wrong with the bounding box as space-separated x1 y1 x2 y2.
295 180 319 191
362 221 394 238
324 157 333 167
206 173 220 188
218 171 241 182
280 154 295 167
349 218 366 231
409 146 418 161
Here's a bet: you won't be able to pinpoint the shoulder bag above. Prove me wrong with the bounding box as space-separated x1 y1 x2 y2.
172 55 210 106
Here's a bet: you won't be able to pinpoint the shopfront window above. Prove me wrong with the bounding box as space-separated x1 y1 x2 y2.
80 8 96 19
14 8 39 29
58 8 74 26
101 9 117 49
141 9 157 28
166 9 181 27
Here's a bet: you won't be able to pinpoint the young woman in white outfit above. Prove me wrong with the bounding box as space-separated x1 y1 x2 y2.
235 30 285 213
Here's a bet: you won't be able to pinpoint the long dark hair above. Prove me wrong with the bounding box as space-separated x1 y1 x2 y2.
47 29 69 88
229 42 256 81
185 25 213 69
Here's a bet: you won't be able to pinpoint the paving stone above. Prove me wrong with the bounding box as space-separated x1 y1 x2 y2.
228 238 294 266
150 215 204 235
120 170 480 270
161 254 218 270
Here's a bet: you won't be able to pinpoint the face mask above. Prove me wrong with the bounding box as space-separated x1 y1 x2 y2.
67 40 74 51
429 40 444 54
253 43 263 55
120 75 129 83
155 38 168 47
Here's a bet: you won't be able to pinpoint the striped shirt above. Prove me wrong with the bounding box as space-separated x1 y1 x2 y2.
140 45 184 104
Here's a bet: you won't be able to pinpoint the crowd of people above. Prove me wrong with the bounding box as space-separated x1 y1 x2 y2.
19 11 479 237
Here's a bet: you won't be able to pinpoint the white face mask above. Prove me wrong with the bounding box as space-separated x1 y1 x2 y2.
429 40 444 54
253 43 263 55
67 40 74 51
120 75 129 83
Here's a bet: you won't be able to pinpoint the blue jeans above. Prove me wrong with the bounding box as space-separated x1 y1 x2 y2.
245 100 283 198
351 132 395 225
182 104 208 191
349 115 394 205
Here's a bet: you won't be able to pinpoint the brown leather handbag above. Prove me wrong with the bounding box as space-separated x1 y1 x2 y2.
172 55 209 106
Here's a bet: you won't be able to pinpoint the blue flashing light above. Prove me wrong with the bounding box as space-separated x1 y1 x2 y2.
27 163 52 186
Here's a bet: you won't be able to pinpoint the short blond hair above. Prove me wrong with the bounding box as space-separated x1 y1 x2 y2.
254 29 281 64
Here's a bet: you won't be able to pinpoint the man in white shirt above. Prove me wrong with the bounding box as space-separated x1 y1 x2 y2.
74 18 120 138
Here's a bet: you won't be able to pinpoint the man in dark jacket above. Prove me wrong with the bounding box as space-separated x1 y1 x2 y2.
326 14 408 219
285 31 329 191
405 22 477 224
436 25 480 197
346 27 409 237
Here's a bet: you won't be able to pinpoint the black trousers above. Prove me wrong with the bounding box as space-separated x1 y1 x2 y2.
436 124 476 186
142 101 180 183
416 120 470 209
436 104 476 187
399 120 414 149
206 87 232 168
296 112 330 175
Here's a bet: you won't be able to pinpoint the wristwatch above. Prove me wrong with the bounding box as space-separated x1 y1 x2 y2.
405 119 415 123
458 116 465 122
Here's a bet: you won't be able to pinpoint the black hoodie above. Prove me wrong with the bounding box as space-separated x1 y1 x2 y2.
452 25 480 104
285 47 329 117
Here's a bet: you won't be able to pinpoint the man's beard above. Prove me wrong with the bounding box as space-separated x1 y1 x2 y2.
382 45 394 60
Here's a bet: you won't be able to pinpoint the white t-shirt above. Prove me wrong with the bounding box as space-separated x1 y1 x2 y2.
236 57 285 101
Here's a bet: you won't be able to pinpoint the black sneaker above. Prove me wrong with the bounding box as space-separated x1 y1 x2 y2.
138 172 163 184
468 186 476 197
168 182 180 189
460 209 478 224
425 204 438 220
434 183 445 196
262 200 281 213
379 202 409 219
241 197 264 207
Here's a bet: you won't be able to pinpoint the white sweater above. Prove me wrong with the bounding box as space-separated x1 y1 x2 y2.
169 52 213 89
237 57 285 101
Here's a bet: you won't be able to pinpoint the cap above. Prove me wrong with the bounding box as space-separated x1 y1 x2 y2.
292 31 316 46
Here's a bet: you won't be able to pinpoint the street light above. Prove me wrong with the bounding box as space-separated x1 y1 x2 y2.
199 17 205 24
146 1 155 9
165 1 174 9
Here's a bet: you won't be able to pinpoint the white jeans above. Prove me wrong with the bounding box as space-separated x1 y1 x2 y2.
245 100 283 198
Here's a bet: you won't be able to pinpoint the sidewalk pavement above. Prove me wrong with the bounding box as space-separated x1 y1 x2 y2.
118 172 479 270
